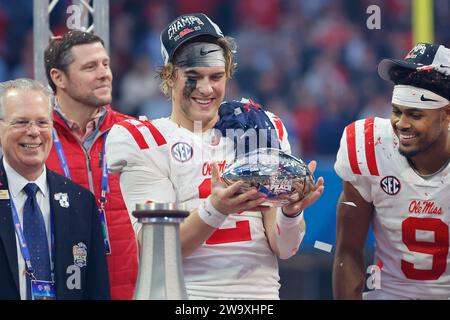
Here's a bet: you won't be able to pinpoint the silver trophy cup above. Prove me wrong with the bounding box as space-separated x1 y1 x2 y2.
222 148 315 207
132 202 189 300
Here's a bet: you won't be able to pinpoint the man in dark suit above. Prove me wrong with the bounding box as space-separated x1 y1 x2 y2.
0 78 110 300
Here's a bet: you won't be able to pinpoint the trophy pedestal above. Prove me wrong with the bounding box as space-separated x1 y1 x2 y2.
133 203 189 300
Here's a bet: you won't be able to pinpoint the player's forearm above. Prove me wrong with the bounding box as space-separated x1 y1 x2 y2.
263 207 305 259
274 209 306 259
180 209 217 258
332 251 365 299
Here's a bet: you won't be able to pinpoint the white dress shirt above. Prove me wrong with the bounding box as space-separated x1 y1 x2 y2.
3 158 51 300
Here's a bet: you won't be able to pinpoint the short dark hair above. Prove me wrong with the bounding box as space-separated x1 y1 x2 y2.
44 30 104 92
389 66 450 100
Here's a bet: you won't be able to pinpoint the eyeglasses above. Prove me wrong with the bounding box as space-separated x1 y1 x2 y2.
0 119 53 130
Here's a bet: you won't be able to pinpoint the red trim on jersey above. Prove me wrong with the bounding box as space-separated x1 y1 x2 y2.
198 178 212 199
272 115 284 141
364 118 380 176
206 220 252 245
346 122 361 175
119 121 149 150
141 121 167 146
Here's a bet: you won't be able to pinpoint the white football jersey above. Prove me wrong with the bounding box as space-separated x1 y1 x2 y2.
335 117 450 299
106 109 291 299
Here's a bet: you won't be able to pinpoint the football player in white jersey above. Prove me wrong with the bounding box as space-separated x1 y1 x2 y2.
333 43 450 299
106 13 324 299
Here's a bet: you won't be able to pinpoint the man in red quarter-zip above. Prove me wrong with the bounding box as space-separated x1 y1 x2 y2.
43 30 138 300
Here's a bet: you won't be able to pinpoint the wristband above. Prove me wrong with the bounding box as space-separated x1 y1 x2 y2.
198 197 227 228
281 206 303 218
277 207 304 228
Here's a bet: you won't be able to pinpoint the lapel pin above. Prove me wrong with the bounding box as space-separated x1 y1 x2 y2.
0 189 10 200
54 192 70 208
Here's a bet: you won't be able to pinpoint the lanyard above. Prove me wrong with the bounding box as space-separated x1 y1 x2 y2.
99 133 111 254
99 132 109 204
52 130 71 179
10 197 54 282
52 129 111 254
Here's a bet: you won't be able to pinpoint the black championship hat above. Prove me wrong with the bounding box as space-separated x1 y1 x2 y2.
378 43 450 82
160 13 224 65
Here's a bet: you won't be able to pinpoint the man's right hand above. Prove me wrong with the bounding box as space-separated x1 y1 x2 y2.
180 162 269 258
210 162 269 215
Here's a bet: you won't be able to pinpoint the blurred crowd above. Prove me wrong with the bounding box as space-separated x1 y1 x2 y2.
0 0 449 158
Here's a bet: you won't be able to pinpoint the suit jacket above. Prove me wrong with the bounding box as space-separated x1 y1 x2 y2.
0 161 110 299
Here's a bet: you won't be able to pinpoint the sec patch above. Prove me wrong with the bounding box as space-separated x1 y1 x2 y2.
171 142 193 162
380 176 401 195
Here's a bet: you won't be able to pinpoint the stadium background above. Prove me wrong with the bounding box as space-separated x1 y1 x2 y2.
0 0 448 299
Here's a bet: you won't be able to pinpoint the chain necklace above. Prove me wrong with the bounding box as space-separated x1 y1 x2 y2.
409 157 450 179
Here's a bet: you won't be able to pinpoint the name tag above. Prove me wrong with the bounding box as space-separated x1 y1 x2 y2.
31 280 56 300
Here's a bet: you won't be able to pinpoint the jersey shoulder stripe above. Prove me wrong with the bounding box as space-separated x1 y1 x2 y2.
364 117 379 176
138 120 167 146
345 117 380 177
118 119 150 150
117 119 167 150
346 121 361 175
